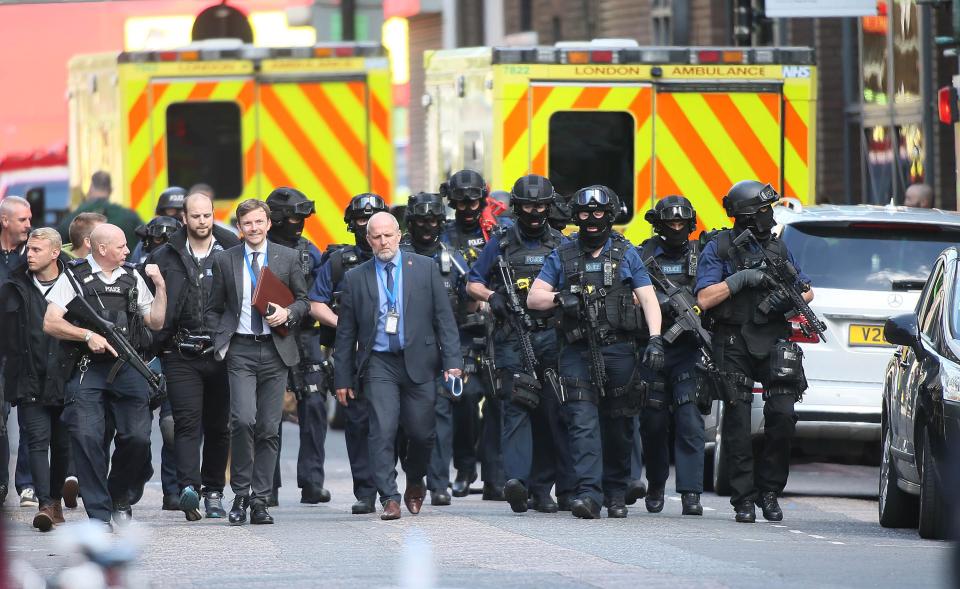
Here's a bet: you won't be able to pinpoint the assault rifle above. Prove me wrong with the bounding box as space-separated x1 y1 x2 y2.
732 229 827 342
565 281 608 389
496 255 538 377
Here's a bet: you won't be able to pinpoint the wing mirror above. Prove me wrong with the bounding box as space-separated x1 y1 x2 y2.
884 313 923 354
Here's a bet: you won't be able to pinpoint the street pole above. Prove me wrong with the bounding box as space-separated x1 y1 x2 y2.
342 0 356 41
919 3 937 206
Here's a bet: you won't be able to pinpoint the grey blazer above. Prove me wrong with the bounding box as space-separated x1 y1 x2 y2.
333 252 462 388
205 241 310 367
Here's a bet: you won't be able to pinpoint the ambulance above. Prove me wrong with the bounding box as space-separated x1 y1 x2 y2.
423 40 816 242
67 40 393 246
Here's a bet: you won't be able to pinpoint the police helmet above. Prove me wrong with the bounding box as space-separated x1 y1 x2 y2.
441 169 487 203
644 195 696 233
571 185 620 218
511 175 555 206
343 193 388 231
722 180 780 217
405 192 446 222
156 186 186 215
265 187 315 223
136 215 183 241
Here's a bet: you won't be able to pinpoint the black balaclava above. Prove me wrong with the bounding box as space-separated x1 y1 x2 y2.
734 207 776 242
660 225 689 250
517 205 548 238
270 217 304 247
455 202 481 232
410 217 443 251
577 214 611 252
353 220 372 252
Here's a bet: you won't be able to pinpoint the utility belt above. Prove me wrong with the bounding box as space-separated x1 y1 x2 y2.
565 330 635 347
172 330 214 356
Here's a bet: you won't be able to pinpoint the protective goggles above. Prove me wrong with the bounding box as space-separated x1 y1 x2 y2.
451 186 485 200
279 200 316 217
409 201 446 217
349 195 386 213
659 204 694 221
144 224 179 238
574 187 610 207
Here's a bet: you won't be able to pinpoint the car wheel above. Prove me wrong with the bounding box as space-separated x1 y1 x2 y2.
327 395 345 430
918 427 949 539
878 418 918 529
713 402 732 497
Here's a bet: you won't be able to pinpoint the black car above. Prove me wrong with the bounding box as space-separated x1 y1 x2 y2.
879 246 960 540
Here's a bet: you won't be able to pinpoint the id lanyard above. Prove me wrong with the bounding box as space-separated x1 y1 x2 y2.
378 261 399 312
243 247 268 289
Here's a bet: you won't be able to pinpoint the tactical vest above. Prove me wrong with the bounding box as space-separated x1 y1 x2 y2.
294 238 315 277
706 229 791 328
558 235 645 343
401 242 462 319
65 259 150 360
178 241 225 333
319 245 368 346
639 238 699 331
488 223 561 326
444 221 486 265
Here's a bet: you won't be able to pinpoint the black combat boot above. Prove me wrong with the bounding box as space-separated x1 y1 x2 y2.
644 485 665 513
571 497 602 519
681 492 703 516
756 492 783 522
504 479 529 513
607 498 628 519
735 501 756 523
625 479 647 506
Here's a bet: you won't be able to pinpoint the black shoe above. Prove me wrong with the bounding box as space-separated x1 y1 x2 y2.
451 471 476 498
571 497 602 519
300 485 331 505
111 502 133 526
229 495 249 526
625 480 647 506
250 502 274 525
645 485 665 513
735 502 756 523
128 484 145 506
607 498 628 519
503 479 528 513
162 493 180 511
756 492 783 522
352 498 376 515
557 494 573 512
266 494 279 508
203 490 227 519
430 490 452 506
481 482 505 501
681 492 703 516
530 494 558 514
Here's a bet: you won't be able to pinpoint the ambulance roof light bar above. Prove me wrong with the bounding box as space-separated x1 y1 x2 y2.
119 42 384 64
492 45 814 66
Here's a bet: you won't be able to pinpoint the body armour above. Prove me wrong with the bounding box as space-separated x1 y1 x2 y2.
443 220 487 265
639 237 699 334
487 223 562 327
401 241 463 320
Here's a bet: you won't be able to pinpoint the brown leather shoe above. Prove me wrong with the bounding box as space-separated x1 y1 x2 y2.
33 505 56 532
380 500 401 520
62 477 79 509
50 502 65 524
403 484 426 515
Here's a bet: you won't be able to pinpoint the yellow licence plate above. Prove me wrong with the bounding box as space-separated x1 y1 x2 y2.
848 323 892 347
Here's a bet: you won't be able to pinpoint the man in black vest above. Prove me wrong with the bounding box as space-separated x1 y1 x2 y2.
0 228 72 531
43 223 167 526
466 175 575 513
695 180 813 523
147 191 239 521
309 193 389 514
636 196 706 516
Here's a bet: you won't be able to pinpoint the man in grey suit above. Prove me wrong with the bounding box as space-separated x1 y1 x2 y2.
334 212 462 520
206 199 310 526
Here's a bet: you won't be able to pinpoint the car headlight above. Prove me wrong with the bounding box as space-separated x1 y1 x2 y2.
941 361 960 403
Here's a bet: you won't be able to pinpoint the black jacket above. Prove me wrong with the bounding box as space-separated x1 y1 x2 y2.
146 225 240 348
0 254 75 406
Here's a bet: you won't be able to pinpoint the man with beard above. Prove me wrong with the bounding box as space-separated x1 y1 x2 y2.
636 196 706 516
527 185 663 519
146 190 239 520
263 187 328 506
466 175 575 513
400 192 470 506
309 193 389 515
695 180 813 523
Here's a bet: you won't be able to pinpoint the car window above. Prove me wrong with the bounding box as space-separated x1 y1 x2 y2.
779 222 960 291
920 262 945 341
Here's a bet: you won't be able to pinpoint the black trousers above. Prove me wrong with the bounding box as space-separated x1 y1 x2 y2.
19 402 69 506
163 352 231 493
364 351 437 505
713 326 799 506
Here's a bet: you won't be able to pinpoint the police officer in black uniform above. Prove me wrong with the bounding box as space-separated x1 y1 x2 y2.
466 175 575 513
528 186 663 519
42 223 167 526
637 196 706 516
147 191 239 520
131 187 186 263
309 193 389 514
695 180 813 523
264 187 329 506
400 192 470 506
440 169 503 500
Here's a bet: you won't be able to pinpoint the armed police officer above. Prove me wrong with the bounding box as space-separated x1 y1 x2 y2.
466 175 575 514
528 185 663 519
400 192 470 506
309 193 389 515
43 223 167 526
131 187 186 263
441 169 503 500
636 196 706 516
264 187 329 506
147 190 239 521
695 180 814 523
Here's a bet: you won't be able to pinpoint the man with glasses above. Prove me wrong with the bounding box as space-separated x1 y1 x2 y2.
466 175 575 514
527 185 663 519
695 180 814 524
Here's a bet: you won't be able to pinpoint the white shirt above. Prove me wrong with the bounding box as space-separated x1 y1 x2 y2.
46 254 154 316
237 242 271 335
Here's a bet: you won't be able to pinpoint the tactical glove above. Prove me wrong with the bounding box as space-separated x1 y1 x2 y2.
643 335 665 372
724 268 766 295
487 292 511 320
765 288 793 314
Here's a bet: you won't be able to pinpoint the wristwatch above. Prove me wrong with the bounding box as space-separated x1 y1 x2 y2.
83 330 93 343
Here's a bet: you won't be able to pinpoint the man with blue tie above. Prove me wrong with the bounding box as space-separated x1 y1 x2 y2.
334 212 462 520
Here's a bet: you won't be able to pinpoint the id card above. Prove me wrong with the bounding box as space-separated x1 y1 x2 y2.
385 311 400 335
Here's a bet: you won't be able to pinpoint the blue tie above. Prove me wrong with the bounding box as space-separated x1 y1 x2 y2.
385 261 401 352
251 252 263 334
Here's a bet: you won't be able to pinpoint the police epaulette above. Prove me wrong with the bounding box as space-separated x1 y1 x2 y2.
67 258 88 268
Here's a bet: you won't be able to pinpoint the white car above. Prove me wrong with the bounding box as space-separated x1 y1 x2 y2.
706 204 960 494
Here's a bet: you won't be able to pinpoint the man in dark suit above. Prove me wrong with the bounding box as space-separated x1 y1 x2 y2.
206 199 310 526
334 212 462 520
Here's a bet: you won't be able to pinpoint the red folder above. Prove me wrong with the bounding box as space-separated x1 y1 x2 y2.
252 266 294 337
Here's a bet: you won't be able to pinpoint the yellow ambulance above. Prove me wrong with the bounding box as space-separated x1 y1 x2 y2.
68 41 393 246
423 40 816 242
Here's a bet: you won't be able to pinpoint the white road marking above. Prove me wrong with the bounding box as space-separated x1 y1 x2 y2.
830 541 845 545
789 530 803 534
809 535 825 539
